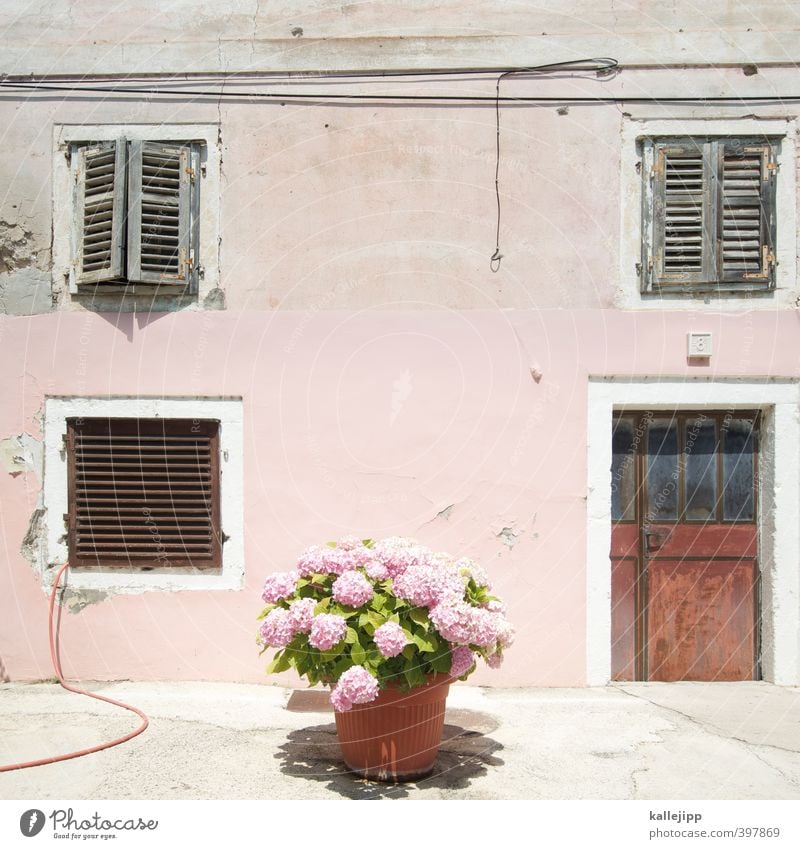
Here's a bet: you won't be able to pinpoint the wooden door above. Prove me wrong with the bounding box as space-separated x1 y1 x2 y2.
611 411 759 681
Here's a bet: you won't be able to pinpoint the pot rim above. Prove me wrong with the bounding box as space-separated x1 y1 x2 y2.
336 672 454 711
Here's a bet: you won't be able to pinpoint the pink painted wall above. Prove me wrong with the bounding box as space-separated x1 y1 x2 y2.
1 309 799 686
1 6 799 686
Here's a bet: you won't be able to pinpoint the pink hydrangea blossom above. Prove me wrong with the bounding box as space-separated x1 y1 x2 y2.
429 600 475 644
469 607 501 647
454 557 491 590
371 537 428 578
485 650 503 669
373 622 407 657
308 613 347 650
392 561 464 608
497 619 515 649
484 599 506 615
259 608 295 648
332 571 374 608
321 547 359 575
296 545 325 577
330 665 380 712
288 597 316 633
364 559 389 581
261 570 298 603
350 544 374 566
336 536 362 551
330 686 352 712
450 645 476 678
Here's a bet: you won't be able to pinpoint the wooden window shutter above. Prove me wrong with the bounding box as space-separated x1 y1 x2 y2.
66 418 222 570
648 140 714 291
127 141 197 287
645 137 776 293
718 140 776 287
74 140 127 285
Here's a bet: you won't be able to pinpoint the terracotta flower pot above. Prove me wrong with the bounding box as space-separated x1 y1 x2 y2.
333 674 452 782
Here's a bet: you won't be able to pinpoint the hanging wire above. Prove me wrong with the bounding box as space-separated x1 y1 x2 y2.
489 58 618 272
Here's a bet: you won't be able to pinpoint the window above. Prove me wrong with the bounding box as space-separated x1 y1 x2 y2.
71 138 201 290
52 124 221 305
641 137 777 294
65 417 221 571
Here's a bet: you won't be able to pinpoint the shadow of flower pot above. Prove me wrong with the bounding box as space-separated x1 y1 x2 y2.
274 709 504 799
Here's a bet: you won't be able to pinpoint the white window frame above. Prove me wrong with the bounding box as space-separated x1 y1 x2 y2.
586 377 800 686
52 123 221 304
42 396 244 593
617 117 797 310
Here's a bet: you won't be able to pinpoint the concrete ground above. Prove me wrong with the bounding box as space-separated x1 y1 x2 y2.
0 681 799 800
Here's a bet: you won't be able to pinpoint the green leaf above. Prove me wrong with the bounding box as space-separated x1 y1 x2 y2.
403 664 427 689
402 644 416 661
351 641 367 666
408 608 429 628
429 649 453 673
314 596 331 614
410 630 436 653
332 656 354 680
266 650 292 675
326 541 337 548
320 646 343 664
345 627 359 645
362 538 375 548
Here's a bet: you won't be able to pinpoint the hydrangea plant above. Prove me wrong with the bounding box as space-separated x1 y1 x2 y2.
257 536 514 712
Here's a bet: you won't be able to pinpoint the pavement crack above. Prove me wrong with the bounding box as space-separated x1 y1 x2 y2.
612 685 800 757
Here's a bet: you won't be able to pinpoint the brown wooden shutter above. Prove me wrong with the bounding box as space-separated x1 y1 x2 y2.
66 418 221 570
75 141 127 285
719 140 775 287
650 140 714 290
646 137 776 293
127 141 196 286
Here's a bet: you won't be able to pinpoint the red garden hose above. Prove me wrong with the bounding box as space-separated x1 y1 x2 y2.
0 562 149 772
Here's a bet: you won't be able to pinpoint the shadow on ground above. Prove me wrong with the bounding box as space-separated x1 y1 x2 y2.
275 708 504 799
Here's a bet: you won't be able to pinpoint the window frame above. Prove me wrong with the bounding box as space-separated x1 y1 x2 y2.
616 117 797 310
640 135 777 295
52 124 221 305
42 396 244 593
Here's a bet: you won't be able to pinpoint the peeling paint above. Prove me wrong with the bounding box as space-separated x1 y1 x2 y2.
0 433 43 478
436 503 454 520
60 588 109 613
496 526 522 549
0 221 37 274
203 287 226 310
20 507 46 568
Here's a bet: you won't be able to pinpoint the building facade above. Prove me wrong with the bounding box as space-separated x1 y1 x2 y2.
1 1 798 688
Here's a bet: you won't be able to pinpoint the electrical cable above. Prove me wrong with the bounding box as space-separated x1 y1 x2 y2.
4 82 799 103
2 81 800 104
0 562 149 772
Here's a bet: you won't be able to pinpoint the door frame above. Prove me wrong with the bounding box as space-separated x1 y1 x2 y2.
586 378 800 686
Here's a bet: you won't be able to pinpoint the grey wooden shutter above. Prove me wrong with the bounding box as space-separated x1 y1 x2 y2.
127 141 196 286
719 140 775 287
75 141 127 285
648 140 714 291
67 417 221 570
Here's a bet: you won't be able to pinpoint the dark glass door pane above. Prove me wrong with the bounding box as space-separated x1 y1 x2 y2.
723 418 754 521
646 418 679 520
612 417 636 521
684 417 718 520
